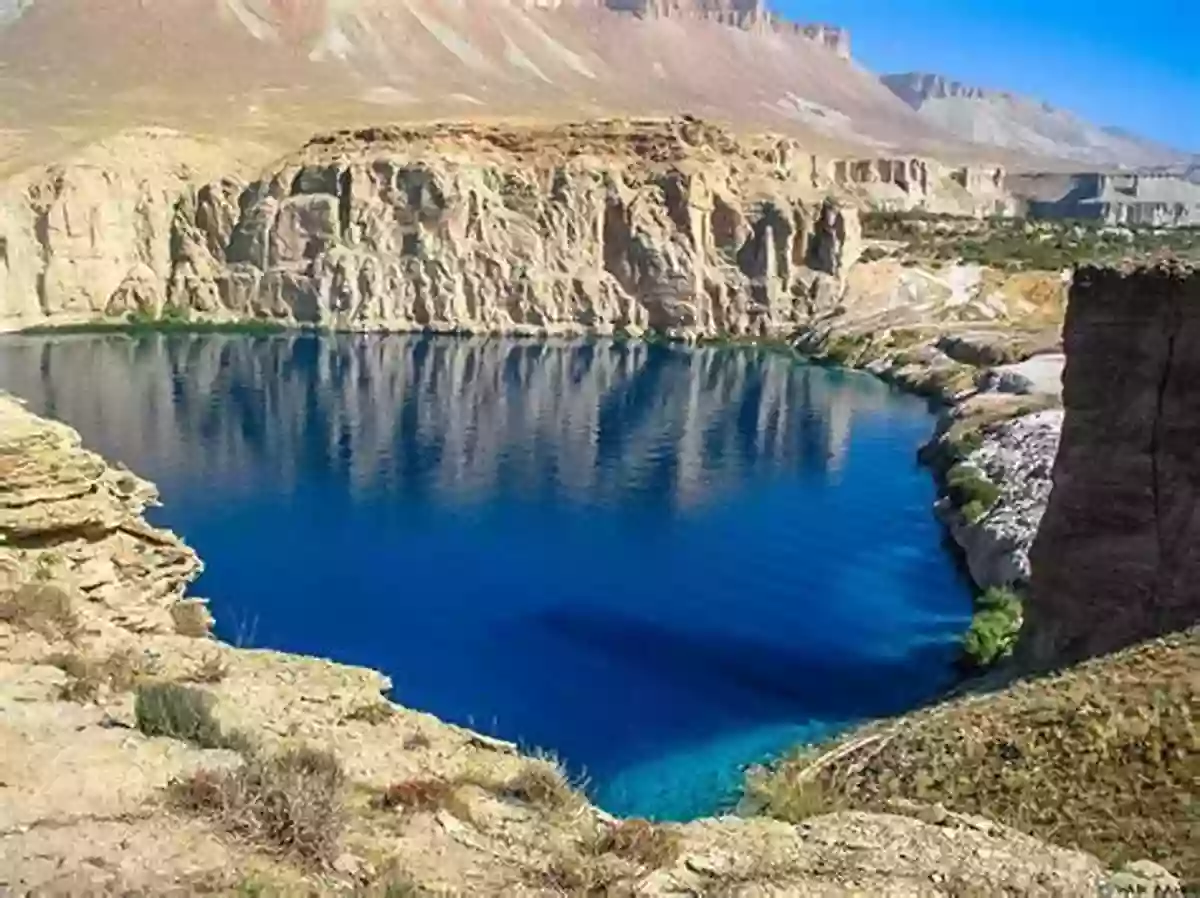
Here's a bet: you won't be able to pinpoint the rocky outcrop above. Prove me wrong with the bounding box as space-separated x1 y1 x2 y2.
0 394 207 647
882 72 1002 105
3 120 870 337
0 130 272 330
829 156 1016 216
598 0 851 56
1025 262 1200 668
935 404 1062 590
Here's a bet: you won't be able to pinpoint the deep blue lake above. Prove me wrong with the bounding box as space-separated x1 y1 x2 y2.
0 333 971 819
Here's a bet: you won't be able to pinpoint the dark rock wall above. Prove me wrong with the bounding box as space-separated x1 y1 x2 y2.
1025 263 1200 667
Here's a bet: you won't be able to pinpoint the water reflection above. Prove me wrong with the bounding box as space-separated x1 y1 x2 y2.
0 333 905 509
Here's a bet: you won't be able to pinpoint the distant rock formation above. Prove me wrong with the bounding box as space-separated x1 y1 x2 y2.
1011 172 1200 227
882 71 1191 169
829 156 1014 216
1025 263 1200 668
882 72 1000 105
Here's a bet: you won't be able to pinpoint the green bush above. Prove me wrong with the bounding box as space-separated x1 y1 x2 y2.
945 463 1001 515
135 682 226 748
945 428 984 462
961 588 1024 670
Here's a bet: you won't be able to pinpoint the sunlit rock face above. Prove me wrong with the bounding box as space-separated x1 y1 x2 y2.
1 120 865 337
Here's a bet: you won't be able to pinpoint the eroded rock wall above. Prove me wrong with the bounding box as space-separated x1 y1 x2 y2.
1025 262 1200 667
1 120 873 337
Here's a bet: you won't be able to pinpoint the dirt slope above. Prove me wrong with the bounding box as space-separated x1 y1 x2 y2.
0 0 956 166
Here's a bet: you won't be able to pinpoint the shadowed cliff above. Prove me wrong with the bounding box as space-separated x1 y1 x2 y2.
1025 262 1200 668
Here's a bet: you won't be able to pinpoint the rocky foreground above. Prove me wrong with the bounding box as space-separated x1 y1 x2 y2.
0 390 1138 896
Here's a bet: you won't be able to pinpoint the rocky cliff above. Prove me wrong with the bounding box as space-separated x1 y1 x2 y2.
2 119 871 336
1025 262 1200 668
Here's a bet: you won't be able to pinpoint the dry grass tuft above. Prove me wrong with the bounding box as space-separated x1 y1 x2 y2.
375 778 457 814
0 584 81 641
502 758 585 814
592 818 682 870
342 700 396 726
184 652 229 684
46 648 160 703
403 732 432 750
531 851 623 896
173 746 345 868
750 629 1200 881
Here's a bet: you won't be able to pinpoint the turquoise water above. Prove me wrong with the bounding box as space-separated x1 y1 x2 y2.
0 333 972 820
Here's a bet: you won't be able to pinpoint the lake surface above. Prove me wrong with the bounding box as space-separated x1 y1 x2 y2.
0 333 972 819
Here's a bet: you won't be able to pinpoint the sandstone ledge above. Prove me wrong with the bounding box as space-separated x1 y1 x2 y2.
0 393 1114 895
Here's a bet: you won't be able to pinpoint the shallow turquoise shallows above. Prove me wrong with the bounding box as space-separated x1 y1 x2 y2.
0 333 972 820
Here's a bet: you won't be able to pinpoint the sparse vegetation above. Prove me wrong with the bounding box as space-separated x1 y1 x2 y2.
32 551 63 582
591 818 682 870
184 653 230 684
534 852 621 895
945 462 1001 517
135 682 227 748
961 588 1024 671
375 778 457 814
820 333 868 366
861 212 1200 271
173 746 346 867
501 758 585 814
749 629 1200 881
342 700 396 726
47 648 160 702
0 584 80 641
403 731 432 750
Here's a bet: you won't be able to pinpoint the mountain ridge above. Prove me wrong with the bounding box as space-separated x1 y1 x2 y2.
882 70 1191 169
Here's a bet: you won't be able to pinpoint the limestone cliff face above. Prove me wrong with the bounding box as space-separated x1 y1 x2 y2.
0 130 272 331
4 120 865 337
1025 263 1200 667
0 393 207 650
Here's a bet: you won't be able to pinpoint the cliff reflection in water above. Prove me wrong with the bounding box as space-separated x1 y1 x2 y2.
0 332 969 821
0 333 899 509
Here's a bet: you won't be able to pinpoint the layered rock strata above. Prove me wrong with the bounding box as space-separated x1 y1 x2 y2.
1026 262 1200 668
0 395 207 647
1 120 869 336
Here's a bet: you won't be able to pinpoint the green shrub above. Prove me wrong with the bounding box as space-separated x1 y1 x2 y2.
135 682 225 748
961 588 1024 670
822 334 865 366
945 428 984 462
961 500 991 525
945 463 1001 515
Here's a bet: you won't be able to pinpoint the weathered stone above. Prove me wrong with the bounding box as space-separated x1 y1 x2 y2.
1026 262 1200 668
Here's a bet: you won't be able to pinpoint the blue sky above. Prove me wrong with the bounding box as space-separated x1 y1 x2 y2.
779 0 1200 151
